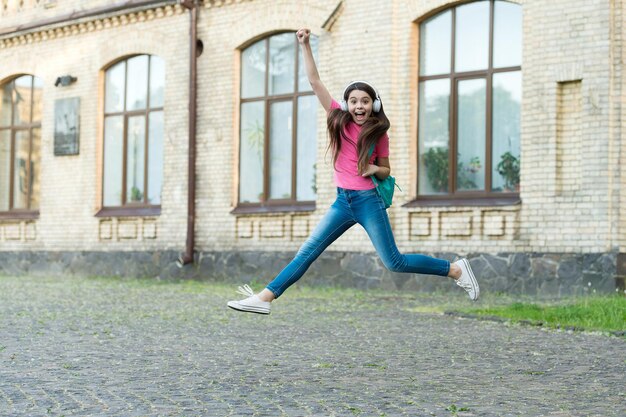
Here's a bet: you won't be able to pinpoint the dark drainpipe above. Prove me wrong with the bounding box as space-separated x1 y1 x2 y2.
177 0 198 267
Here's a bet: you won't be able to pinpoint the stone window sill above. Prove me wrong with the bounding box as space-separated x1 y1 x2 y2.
403 195 521 208
0 210 40 220
231 203 316 215
95 206 161 217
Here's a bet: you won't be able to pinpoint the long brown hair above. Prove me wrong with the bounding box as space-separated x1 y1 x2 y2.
326 82 390 174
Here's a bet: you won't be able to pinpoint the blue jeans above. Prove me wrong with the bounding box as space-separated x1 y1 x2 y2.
266 187 450 298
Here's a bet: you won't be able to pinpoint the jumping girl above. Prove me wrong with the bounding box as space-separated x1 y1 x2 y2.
228 28 479 314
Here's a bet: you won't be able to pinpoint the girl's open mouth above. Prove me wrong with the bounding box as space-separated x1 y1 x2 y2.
354 111 367 122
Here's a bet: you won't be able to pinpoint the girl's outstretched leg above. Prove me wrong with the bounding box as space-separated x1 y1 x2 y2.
228 195 356 314
357 194 478 300
265 201 355 298
358 196 449 276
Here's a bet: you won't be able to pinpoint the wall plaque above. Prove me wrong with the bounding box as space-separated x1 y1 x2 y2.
54 97 80 156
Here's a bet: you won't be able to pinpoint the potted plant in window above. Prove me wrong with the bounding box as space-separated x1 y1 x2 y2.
423 148 486 192
130 186 143 202
245 120 264 168
422 147 448 192
496 151 520 192
243 120 264 202
456 156 480 190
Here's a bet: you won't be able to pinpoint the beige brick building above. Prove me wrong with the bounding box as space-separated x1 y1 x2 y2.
0 0 624 296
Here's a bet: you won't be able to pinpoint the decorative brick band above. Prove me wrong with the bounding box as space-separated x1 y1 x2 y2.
0 4 184 49
0 0 255 49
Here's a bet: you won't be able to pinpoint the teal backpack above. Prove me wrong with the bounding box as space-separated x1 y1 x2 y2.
368 143 401 208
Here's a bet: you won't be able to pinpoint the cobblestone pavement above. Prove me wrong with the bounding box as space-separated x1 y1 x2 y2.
0 276 624 417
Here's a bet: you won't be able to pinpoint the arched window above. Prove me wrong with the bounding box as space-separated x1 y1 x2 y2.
418 0 521 200
238 32 318 209
102 55 164 214
0 75 43 215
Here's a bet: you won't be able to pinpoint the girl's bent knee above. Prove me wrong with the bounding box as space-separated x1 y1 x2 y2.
384 259 406 273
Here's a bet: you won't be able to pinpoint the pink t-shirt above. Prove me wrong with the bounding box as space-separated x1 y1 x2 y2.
329 99 390 190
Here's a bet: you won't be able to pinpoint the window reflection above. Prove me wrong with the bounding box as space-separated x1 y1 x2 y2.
30 128 41 210
419 79 450 195
239 101 265 203
148 111 164 204
13 76 33 126
241 40 266 99
418 0 521 196
269 101 293 199
126 116 146 204
105 61 125 113
0 75 42 212
296 95 318 200
126 55 149 111
269 33 295 95
492 71 521 192
420 10 451 76
239 32 318 205
13 131 30 209
493 1 522 68
103 55 164 208
0 130 10 211
0 84 12 127
457 79 486 191
455 1 490 72
103 116 123 206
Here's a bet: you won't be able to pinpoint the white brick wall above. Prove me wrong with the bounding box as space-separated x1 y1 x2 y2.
519 0 621 253
0 0 624 259
0 4 189 251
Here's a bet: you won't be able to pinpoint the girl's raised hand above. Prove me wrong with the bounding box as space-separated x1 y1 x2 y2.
296 28 310 45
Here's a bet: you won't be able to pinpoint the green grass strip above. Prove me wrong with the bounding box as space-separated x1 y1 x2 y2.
457 295 626 334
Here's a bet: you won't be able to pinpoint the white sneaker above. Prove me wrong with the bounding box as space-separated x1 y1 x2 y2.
227 284 271 315
454 258 479 301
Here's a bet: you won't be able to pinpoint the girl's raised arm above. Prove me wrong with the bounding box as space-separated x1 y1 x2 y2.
297 29 332 112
